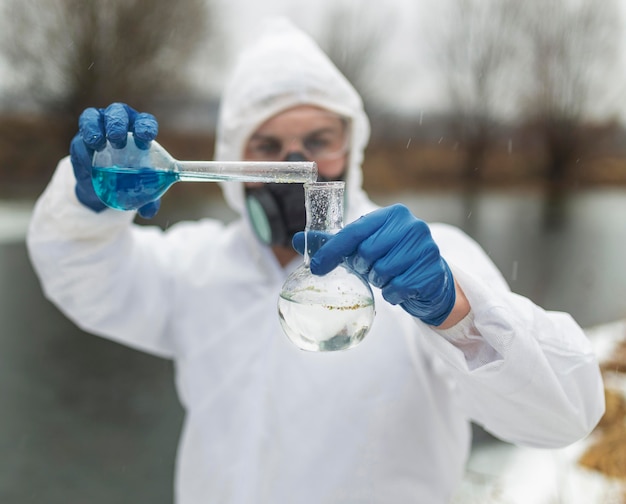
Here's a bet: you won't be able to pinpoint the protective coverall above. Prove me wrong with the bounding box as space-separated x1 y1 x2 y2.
27 18 604 504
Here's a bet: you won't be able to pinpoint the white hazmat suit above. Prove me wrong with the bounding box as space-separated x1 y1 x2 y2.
28 18 604 504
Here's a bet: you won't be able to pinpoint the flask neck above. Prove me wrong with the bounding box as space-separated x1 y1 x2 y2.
303 182 345 264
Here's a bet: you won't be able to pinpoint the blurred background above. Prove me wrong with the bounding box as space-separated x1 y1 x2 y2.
1 0 626 502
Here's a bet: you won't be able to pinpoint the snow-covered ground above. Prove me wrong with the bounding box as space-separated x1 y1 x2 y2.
453 441 626 503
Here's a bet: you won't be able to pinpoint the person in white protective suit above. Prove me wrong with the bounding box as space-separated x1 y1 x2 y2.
27 17 604 504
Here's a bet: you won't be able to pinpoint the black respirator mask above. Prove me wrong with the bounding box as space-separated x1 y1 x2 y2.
245 152 340 247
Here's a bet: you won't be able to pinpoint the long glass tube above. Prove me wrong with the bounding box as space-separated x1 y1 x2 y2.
175 160 317 184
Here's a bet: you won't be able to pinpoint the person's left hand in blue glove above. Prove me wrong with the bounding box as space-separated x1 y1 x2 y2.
294 204 469 328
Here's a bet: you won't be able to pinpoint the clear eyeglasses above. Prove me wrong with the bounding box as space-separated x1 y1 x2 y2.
245 126 349 162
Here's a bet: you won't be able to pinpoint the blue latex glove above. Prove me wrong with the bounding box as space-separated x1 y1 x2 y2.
69 102 160 219
293 204 456 326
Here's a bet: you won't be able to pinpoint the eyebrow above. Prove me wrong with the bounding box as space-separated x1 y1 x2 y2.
249 126 342 141
248 133 280 142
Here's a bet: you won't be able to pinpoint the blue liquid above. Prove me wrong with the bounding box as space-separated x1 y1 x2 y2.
92 166 179 211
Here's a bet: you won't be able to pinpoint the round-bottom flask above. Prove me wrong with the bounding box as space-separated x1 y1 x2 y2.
278 182 375 352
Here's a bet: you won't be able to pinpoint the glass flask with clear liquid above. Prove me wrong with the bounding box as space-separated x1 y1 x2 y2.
278 181 375 352
91 133 317 211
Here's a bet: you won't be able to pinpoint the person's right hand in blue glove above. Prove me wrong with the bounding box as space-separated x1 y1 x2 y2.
69 102 161 219
294 204 469 328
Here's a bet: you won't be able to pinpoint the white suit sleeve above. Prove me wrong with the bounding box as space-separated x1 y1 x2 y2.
27 157 178 357
421 225 605 449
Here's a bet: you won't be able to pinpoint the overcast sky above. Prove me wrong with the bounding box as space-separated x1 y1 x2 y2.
186 0 450 114
186 0 626 120
2 0 626 121
0 0 445 113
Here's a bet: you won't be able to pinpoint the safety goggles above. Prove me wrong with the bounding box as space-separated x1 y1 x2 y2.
245 124 349 162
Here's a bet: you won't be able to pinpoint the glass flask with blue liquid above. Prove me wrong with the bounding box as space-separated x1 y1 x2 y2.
91 133 317 211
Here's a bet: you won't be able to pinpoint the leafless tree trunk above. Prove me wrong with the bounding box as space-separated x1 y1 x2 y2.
1 0 215 122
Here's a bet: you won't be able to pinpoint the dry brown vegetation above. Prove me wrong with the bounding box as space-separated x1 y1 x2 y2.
2 114 626 201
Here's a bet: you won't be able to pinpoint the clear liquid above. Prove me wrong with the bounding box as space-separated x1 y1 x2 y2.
278 293 375 352
92 165 179 210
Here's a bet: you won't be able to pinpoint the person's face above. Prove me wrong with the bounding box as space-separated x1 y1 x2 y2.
243 105 349 180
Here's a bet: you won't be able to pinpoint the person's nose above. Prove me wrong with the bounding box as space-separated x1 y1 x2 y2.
285 137 306 155
283 151 309 162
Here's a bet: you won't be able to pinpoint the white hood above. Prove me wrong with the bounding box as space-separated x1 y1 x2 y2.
215 17 372 222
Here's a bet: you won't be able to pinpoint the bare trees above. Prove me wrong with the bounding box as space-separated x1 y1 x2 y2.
435 0 623 186
516 0 622 187
1 0 212 120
